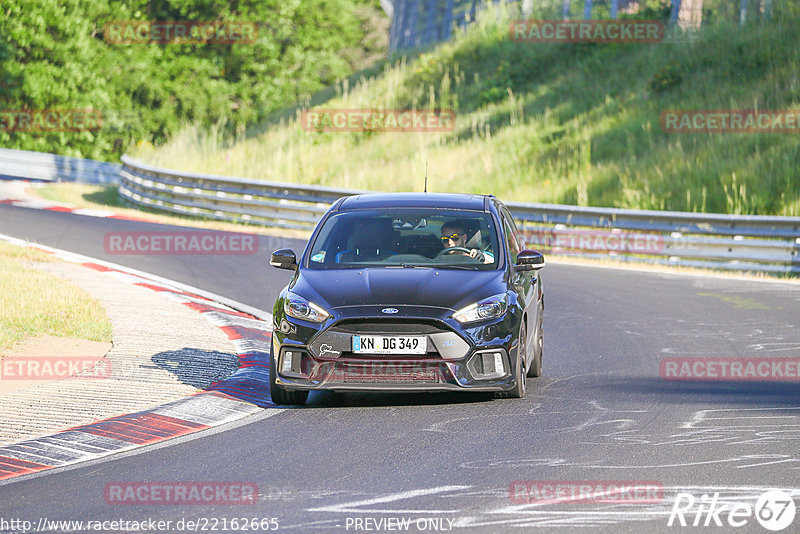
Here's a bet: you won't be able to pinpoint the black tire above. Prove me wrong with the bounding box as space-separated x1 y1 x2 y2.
527 305 543 378
269 352 309 405
497 323 526 399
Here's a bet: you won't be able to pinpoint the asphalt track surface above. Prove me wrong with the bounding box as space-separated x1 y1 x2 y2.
1 203 800 533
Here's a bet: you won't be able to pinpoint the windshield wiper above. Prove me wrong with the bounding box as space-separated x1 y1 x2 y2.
434 264 480 270
385 263 477 269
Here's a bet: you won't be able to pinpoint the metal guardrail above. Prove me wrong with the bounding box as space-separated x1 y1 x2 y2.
389 0 528 53
387 0 774 53
119 155 800 274
0 148 120 184
119 155 364 230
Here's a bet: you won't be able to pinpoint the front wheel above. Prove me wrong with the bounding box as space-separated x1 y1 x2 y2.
497 324 526 399
527 304 543 377
269 352 309 405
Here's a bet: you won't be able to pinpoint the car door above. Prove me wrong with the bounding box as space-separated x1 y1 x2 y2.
500 206 538 359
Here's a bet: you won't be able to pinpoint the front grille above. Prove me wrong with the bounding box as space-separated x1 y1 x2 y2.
327 361 445 383
333 320 442 334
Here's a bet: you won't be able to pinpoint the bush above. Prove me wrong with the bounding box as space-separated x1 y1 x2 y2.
0 0 387 161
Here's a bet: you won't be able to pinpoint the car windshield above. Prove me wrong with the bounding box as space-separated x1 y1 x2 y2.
307 208 500 270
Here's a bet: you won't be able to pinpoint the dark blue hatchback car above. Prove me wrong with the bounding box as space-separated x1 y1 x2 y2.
269 193 544 405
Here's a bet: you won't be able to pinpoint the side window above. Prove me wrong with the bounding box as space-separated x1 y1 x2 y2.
501 207 525 247
503 216 521 265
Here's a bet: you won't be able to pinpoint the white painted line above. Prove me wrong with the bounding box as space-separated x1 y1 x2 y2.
10 200 59 209
151 394 262 426
307 485 471 514
36 432 132 453
72 208 116 217
231 338 271 354
203 311 272 331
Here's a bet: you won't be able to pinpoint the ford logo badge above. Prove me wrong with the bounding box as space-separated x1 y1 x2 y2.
382 308 399 314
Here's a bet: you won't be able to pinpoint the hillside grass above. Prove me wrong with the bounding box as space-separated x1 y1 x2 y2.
132 2 800 216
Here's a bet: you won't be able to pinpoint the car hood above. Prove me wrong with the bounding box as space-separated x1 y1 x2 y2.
292 267 506 312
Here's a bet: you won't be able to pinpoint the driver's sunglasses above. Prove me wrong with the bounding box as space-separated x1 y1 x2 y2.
441 233 464 243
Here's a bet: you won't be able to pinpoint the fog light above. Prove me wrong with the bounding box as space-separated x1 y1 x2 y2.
467 349 509 380
493 352 504 373
281 351 295 374
280 349 308 377
480 353 493 373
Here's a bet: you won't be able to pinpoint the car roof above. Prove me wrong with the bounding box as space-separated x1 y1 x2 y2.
336 192 491 211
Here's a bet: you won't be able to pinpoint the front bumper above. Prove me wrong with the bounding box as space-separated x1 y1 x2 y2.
273 354 514 393
272 313 519 393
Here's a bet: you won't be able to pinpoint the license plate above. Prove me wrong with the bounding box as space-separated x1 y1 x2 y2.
352 335 427 354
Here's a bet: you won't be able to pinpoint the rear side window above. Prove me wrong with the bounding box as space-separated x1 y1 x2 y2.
503 217 521 265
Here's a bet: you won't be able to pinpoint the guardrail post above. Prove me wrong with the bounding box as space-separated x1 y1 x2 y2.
389 0 403 52
522 0 533 18
670 0 682 24
762 0 772 22
405 0 420 49
443 0 454 39
423 0 437 44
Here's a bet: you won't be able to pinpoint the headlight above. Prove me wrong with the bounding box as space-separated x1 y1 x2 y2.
452 293 508 324
284 292 330 323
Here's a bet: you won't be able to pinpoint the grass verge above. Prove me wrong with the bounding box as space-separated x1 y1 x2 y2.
0 241 113 354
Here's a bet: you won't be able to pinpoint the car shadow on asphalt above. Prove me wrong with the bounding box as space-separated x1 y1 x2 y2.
148 348 241 390
305 390 497 408
588 377 800 407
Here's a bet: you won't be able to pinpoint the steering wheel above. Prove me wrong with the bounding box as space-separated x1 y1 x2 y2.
435 246 472 257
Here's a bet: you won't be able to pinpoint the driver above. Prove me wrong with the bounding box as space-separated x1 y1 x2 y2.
440 221 491 263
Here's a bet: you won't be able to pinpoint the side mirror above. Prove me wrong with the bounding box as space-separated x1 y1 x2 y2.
270 249 297 270
515 249 545 272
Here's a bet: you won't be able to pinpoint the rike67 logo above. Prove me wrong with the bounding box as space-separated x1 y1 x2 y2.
668 490 796 531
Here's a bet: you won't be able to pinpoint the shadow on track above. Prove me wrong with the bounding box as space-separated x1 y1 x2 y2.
589 377 800 408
